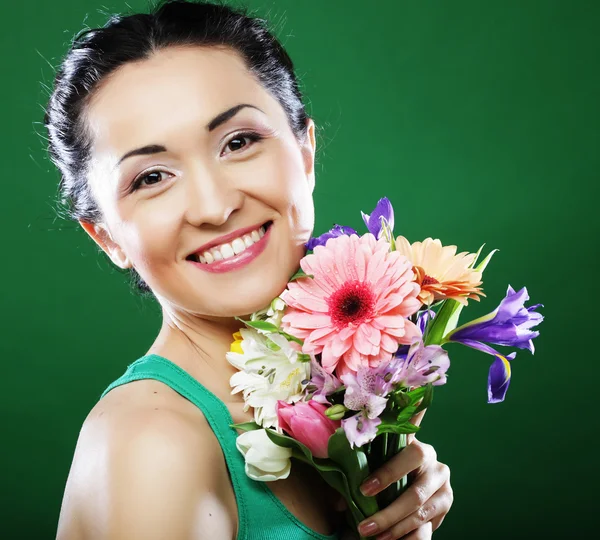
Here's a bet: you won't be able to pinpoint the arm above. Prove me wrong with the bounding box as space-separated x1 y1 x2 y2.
57 406 236 540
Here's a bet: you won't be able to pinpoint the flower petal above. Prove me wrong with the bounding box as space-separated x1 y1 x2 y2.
488 352 516 403
342 413 381 448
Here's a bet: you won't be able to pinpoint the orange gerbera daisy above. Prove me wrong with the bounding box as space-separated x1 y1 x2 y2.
394 236 485 306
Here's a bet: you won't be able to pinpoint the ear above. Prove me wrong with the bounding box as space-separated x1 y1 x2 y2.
79 220 132 269
300 118 316 193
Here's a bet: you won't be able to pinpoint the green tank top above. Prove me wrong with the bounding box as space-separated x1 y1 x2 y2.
99 354 342 540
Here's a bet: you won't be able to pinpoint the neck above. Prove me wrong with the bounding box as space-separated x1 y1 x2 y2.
147 304 250 396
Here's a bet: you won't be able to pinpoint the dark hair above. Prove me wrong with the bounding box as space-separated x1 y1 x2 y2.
43 0 310 296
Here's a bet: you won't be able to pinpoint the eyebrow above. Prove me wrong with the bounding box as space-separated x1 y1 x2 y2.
115 103 264 167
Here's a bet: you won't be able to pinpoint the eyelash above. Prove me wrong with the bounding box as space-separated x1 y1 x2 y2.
129 131 265 192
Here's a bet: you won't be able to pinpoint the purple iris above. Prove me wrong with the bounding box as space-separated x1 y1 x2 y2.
305 224 357 250
486 346 516 404
416 308 436 335
445 285 543 403
445 285 543 354
361 197 395 239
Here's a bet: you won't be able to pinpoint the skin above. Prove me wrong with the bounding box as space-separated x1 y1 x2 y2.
55 45 453 540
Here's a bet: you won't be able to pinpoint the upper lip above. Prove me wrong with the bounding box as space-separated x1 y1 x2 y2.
187 220 270 258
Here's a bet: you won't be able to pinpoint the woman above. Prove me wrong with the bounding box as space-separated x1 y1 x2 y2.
46 1 453 538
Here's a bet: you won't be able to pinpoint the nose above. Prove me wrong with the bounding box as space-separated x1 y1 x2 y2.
184 161 244 228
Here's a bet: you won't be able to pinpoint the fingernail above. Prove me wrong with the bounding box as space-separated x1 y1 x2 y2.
358 520 378 536
376 533 393 540
360 477 381 496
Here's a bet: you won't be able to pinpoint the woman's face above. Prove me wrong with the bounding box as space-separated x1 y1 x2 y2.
81 45 316 318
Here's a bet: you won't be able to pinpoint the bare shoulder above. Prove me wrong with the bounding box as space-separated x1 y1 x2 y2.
56 379 237 540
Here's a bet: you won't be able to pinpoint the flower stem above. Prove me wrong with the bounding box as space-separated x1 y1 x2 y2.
376 432 410 509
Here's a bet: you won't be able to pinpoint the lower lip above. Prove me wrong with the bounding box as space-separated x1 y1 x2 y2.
187 224 272 274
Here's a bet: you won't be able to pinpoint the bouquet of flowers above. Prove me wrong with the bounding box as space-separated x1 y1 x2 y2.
227 197 543 537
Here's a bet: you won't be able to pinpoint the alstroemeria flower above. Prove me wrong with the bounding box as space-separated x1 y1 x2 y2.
342 413 382 449
306 224 357 250
389 338 450 389
361 197 394 240
445 285 543 353
340 368 389 448
305 357 342 404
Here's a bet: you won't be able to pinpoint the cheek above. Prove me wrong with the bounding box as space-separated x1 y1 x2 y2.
117 196 182 274
254 141 315 243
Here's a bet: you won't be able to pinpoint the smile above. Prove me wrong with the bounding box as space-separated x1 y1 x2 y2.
186 221 273 273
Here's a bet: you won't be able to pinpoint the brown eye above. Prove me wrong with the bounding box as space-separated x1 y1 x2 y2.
141 171 164 185
222 131 264 156
131 170 169 191
227 137 248 152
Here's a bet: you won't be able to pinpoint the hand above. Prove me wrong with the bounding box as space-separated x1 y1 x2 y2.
356 410 454 539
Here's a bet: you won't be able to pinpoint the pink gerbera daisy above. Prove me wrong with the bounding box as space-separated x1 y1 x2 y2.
280 233 423 377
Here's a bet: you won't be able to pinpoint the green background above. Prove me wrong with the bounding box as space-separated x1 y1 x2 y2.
2 0 597 538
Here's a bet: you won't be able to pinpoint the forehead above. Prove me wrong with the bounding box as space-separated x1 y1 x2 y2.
85 46 278 157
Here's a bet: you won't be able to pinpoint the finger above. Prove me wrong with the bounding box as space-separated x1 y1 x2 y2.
430 475 453 532
378 487 450 540
361 439 437 496
407 409 427 445
393 521 433 540
358 462 448 537
430 512 446 533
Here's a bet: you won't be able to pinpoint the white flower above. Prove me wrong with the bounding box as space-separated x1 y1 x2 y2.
236 429 292 482
265 296 287 327
250 296 287 329
226 328 310 429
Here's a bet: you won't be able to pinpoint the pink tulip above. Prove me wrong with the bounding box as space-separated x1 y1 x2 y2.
276 400 340 458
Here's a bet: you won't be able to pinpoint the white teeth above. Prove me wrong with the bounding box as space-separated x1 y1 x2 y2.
190 223 270 264
232 238 246 255
220 243 235 259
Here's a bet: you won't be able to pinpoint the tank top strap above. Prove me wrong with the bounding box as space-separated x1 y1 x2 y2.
100 353 341 540
99 353 261 536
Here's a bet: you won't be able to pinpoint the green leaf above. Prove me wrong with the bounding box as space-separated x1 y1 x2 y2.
413 383 434 415
241 319 280 333
265 338 282 351
377 422 421 435
469 243 486 269
278 331 304 345
289 267 314 282
475 248 499 273
406 386 427 403
297 352 312 362
229 421 261 432
423 245 498 346
328 428 379 518
264 429 368 525
423 298 465 346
